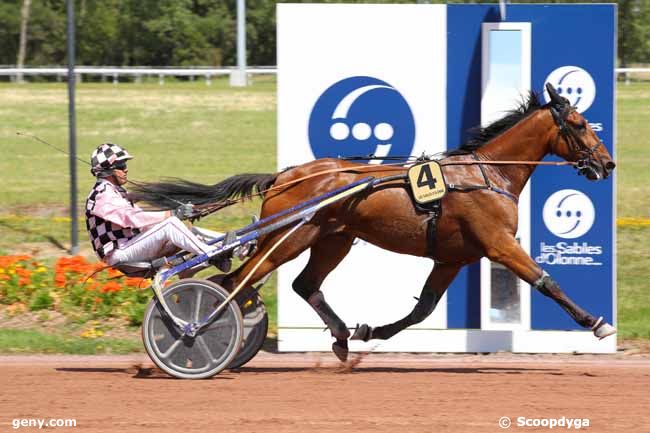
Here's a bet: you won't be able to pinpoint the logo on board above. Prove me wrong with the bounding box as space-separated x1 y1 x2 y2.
308 76 415 164
542 189 595 239
536 189 602 266
543 66 596 114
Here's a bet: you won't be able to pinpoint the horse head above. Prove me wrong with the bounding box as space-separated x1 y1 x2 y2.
545 83 615 180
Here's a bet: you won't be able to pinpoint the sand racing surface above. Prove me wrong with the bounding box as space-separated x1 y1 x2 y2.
1 352 649 432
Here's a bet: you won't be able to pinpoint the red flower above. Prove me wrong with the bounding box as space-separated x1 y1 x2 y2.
124 277 145 288
0 255 31 268
54 274 67 288
16 268 32 278
99 281 122 293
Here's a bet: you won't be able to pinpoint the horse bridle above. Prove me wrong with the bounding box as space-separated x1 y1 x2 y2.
549 102 604 178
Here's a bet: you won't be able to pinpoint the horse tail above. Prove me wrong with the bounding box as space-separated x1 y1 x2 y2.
128 173 278 209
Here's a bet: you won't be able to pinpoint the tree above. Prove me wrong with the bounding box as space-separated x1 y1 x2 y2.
619 0 650 67
0 0 648 69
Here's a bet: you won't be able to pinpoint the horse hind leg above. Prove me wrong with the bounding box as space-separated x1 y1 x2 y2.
292 233 355 362
352 263 460 341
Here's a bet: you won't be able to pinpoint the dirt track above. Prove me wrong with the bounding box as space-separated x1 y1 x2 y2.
1 352 649 433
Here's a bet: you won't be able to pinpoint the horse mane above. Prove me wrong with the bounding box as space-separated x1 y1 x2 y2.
446 91 544 156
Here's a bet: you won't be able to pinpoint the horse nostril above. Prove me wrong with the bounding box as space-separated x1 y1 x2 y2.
605 161 616 171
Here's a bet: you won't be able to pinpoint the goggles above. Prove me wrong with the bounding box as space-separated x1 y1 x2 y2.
112 161 128 171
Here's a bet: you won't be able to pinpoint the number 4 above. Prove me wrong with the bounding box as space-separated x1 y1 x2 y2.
416 164 437 190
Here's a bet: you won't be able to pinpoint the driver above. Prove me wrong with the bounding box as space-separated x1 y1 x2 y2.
85 143 231 271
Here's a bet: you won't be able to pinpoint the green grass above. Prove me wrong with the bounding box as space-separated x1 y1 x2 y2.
617 82 650 218
0 328 141 354
0 78 648 344
0 76 275 250
617 226 650 338
0 75 277 206
615 82 650 338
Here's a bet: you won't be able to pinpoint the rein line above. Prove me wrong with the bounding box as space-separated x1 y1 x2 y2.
267 159 573 192
195 159 572 218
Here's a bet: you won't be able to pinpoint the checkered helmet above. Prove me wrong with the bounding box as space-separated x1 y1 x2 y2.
90 143 133 177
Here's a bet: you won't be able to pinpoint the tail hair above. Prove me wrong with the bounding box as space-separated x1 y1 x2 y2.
128 173 277 209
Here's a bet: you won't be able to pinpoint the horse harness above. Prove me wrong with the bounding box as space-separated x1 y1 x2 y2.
411 153 519 257
549 103 604 177
361 153 519 258
416 100 603 257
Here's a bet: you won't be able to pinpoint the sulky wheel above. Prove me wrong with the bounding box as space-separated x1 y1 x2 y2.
228 290 269 369
142 278 244 379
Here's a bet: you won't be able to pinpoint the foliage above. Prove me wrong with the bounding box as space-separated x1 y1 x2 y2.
0 0 648 67
618 0 650 66
0 255 152 326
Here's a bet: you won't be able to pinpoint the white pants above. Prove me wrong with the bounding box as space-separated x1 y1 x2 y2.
106 217 215 265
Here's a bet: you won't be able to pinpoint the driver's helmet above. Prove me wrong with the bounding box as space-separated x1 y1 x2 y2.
90 143 133 177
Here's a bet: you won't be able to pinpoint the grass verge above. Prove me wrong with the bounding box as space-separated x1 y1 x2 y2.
0 328 141 354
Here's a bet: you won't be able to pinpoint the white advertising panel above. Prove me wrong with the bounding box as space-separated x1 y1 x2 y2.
277 4 447 351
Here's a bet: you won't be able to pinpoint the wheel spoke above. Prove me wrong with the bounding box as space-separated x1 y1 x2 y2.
196 336 216 365
193 287 203 322
160 339 182 360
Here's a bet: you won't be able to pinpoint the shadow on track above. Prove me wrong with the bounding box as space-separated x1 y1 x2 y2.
231 366 562 375
55 366 234 380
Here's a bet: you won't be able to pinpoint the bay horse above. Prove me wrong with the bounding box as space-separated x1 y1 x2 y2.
134 84 616 361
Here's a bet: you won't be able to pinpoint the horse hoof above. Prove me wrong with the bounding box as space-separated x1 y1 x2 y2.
592 317 617 340
332 339 349 362
351 323 372 342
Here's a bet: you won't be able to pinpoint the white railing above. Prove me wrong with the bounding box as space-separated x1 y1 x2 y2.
0 66 647 85
617 68 650 85
0 66 277 85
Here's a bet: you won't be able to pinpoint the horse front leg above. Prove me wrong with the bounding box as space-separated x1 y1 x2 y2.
352 263 461 341
486 237 616 339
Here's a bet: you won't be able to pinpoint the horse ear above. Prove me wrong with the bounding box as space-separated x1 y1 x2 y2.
545 83 564 105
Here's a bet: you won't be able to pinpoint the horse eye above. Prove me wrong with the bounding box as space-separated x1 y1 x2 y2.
575 122 587 131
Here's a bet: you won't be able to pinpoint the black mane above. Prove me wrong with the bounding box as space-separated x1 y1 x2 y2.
447 91 544 156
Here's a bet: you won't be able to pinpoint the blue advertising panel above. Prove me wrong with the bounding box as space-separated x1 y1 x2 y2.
446 4 615 330
528 5 615 330
446 5 488 329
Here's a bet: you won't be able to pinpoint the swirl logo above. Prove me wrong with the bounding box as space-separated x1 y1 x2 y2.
543 66 596 114
308 76 415 164
542 189 595 239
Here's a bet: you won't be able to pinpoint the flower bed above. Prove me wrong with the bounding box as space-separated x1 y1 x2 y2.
0 255 151 327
